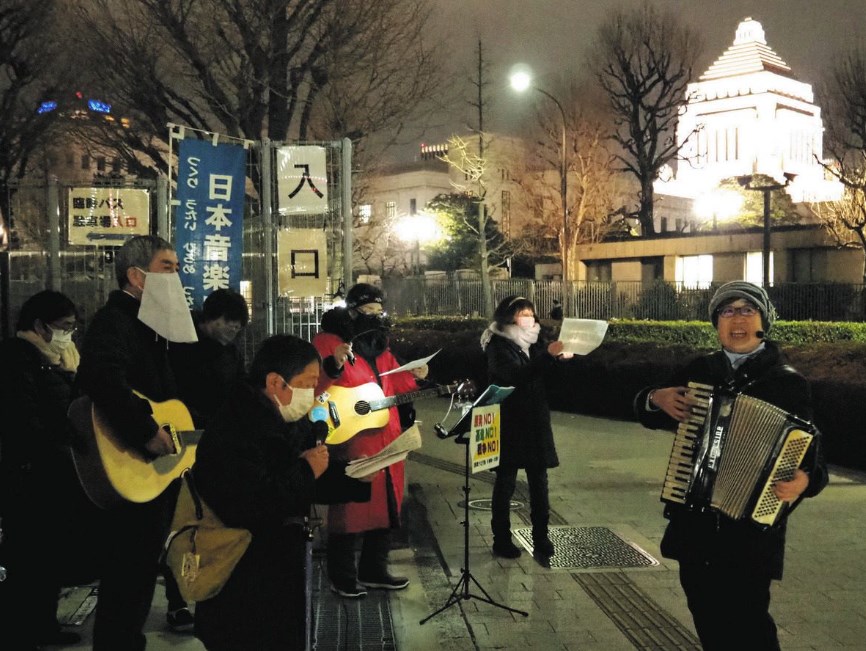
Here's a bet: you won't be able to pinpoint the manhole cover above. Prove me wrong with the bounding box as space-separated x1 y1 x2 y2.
463 498 523 511
513 526 658 569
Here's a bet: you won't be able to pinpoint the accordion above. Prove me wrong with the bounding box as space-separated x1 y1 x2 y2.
661 382 815 528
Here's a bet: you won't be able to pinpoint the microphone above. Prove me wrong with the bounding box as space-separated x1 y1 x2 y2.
434 423 449 439
346 350 355 366
756 330 765 339
309 406 329 446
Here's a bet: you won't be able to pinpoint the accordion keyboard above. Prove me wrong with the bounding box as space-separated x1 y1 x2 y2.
660 382 714 505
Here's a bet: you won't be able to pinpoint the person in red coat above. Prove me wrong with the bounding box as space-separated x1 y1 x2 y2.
313 283 427 598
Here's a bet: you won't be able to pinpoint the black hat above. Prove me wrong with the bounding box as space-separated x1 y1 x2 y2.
708 281 776 332
345 283 384 309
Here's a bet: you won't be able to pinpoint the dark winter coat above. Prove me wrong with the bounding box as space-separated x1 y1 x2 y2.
170 321 245 430
485 333 559 469
192 382 370 649
76 290 178 450
0 337 76 475
634 340 828 579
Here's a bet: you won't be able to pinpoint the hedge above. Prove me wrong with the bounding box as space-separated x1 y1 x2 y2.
390 318 866 473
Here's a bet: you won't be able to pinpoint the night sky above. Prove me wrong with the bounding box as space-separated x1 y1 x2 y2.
415 0 866 153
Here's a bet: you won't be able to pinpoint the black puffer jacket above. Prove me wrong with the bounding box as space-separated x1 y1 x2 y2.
634 340 828 579
485 333 559 469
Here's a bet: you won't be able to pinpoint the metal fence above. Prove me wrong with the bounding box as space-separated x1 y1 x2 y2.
382 276 866 323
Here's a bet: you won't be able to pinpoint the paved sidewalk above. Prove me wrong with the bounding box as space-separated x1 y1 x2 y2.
55 407 866 650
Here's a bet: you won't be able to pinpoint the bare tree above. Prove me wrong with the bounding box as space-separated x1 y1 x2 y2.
441 134 512 316
811 182 866 282
590 1 702 237
68 0 446 176
514 84 619 285
0 0 60 244
813 48 866 281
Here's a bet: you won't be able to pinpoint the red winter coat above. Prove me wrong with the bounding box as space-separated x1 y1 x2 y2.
313 331 418 533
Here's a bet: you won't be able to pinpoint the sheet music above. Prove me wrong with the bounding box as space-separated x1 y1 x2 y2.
557 318 608 355
344 424 423 478
379 350 440 376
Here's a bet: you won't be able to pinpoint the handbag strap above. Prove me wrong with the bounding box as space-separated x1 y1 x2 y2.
181 469 204 521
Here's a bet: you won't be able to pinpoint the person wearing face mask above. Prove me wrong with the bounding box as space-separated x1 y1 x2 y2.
171 288 249 432
312 283 427 599
75 234 194 651
480 295 573 565
634 281 828 651
190 334 372 649
0 290 99 649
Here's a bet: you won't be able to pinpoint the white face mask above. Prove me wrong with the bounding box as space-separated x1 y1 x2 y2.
47 326 74 354
274 386 316 423
516 315 535 329
136 270 198 343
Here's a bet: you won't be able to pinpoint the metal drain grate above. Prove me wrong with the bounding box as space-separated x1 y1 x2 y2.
513 526 658 569
311 556 397 650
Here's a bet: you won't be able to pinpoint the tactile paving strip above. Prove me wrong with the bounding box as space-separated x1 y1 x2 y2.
513 525 659 569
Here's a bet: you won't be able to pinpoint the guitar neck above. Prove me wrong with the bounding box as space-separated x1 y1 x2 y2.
367 385 453 413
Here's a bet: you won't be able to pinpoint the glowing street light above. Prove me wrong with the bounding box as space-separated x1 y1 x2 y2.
693 189 744 230
509 66 572 301
395 212 440 275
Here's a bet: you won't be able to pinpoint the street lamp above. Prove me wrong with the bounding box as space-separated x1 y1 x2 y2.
693 189 744 230
510 68 571 290
394 212 440 275
737 173 796 287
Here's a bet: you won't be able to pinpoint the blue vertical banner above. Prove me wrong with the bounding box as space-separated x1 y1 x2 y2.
175 139 246 310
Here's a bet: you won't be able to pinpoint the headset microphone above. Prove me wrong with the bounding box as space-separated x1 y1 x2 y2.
756 330 765 339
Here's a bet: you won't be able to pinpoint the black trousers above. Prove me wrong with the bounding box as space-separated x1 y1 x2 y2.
92 485 176 651
490 465 549 543
678 561 780 651
327 528 392 584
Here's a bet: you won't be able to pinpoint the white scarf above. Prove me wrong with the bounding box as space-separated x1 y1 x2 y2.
480 321 540 355
17 330 80 373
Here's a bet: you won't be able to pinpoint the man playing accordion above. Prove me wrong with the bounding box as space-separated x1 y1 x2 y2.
634 281 828 651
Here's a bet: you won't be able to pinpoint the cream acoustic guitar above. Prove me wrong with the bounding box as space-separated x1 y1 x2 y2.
314 379 475 445
68 392 202 509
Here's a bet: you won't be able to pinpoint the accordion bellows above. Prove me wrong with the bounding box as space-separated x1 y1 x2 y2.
661 382 815 527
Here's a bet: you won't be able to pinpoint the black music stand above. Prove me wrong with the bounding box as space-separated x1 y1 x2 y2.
420 385 528 624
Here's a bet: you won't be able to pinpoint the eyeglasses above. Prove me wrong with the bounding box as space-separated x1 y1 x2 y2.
50 323 77 335
717 305 759 319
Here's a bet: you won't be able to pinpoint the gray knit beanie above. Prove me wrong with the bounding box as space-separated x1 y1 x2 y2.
708 281 776 332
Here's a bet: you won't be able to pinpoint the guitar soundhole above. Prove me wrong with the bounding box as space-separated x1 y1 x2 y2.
355 402 371 416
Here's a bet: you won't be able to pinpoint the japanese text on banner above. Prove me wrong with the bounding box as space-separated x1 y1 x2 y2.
174 139 246 309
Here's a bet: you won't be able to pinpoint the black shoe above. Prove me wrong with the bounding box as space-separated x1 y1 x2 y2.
492 539 522 559
37 629 82 646
533 537 555 557
330 580 368 598
358 573 410 590
167 606 195 631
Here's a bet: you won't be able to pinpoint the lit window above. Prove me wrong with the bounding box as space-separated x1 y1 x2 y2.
358 204 372 224
676 254 713 288
385 201 397 219
745 251 772 286
501 190 511 235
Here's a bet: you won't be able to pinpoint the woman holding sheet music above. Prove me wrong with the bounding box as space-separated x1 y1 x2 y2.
481 295 573 564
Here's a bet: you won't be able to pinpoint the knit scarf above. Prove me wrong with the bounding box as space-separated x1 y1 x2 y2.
17 330 80 373
480 321 540 355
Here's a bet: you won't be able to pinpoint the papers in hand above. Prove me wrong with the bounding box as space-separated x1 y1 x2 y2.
379 349 440 376
344 424 423 478
557 318 608 355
